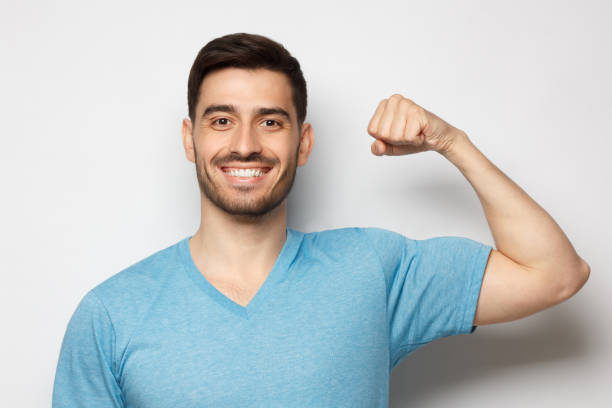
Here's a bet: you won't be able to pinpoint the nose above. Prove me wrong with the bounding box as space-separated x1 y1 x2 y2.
228 123 263 158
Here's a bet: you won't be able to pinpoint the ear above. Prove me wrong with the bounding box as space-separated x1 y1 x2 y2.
182 118 196 163
297 122 314 167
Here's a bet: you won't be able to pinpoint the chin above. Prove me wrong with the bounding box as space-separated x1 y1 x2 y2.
196 158 297 218
204 181 289 217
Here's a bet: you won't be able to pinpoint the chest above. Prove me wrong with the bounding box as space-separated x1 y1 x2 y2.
118 260 391 407
121 311 390 407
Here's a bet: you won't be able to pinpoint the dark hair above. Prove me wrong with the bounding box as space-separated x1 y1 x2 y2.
187 33 308 128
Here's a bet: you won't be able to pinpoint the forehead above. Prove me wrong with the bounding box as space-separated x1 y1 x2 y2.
198 67 294 115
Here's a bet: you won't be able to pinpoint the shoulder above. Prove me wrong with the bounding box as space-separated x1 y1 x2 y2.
299 225 416 252
302 226 362 245
356 227 487 263
358 227 417 250
93 239 182 298
86 238 186 332
299 226 384 255
297 226 417 268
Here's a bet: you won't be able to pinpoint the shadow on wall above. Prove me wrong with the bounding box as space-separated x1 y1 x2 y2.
389 308 591 407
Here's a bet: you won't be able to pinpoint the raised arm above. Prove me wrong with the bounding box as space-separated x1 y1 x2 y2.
367 94 590 326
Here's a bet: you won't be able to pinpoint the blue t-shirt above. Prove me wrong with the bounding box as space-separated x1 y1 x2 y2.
52 226 492 407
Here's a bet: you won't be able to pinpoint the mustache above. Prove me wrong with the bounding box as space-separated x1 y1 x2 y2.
214 152 278 167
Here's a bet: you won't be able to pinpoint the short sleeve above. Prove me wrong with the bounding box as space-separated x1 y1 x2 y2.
52 290 124 407
360 227 493 369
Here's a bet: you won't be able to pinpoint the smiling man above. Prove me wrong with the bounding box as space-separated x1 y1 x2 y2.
191 68 305 220
182 64 314 309
52 33 590 407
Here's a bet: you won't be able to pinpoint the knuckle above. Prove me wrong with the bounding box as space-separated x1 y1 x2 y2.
408 104 423 116
399 98 413 110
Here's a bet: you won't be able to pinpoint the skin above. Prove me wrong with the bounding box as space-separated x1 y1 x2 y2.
367 94 590 325
181 68 313 304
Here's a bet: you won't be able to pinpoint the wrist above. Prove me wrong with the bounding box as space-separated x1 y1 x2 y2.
437 129 469 158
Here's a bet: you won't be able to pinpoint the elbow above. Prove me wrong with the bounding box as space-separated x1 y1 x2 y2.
558 258 591 301
577 258 591 290
581 259 591 280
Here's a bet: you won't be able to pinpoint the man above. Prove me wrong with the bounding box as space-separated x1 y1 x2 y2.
52 33 590 407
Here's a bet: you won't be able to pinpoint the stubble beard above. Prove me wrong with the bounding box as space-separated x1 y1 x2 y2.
194 145 299 220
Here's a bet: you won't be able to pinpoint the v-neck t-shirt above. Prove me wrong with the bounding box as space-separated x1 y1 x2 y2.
52 226 493 408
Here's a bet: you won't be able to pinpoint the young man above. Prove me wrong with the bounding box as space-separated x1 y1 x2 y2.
52 33 590 407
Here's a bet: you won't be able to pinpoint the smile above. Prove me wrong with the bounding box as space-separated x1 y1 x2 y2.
223 167 269 177
219 166 273 184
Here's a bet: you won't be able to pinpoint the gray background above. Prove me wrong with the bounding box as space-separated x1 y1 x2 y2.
1 0 610 406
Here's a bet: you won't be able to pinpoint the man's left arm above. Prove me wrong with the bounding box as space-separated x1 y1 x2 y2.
367 94 590 326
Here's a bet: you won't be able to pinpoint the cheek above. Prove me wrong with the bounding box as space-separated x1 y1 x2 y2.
269 137 298 158
197 138 224 162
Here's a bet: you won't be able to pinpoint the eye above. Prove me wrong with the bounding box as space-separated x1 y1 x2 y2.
261 119 281 127
212 118 231 127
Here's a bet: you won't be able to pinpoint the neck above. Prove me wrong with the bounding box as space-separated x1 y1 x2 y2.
188 193 288 283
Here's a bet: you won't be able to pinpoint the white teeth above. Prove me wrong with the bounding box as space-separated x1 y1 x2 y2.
224 168 265 177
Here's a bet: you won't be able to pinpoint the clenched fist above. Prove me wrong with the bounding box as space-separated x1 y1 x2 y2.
367 94 464 156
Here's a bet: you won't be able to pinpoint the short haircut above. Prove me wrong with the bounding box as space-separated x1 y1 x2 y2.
187 33 308 128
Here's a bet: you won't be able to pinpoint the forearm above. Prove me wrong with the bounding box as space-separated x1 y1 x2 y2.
440 131 590 290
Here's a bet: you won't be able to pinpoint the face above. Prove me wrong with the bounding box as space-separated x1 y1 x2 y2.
182 67 313 220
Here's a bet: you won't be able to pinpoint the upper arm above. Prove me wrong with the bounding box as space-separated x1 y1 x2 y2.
360 227 493 362
473 249 579 326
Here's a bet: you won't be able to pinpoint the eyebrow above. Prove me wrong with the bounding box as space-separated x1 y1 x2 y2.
201 104 291 121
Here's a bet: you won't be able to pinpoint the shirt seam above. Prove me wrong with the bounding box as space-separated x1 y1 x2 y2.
462 243 492 333
89 289 121 385
396 239 437 347
356 227 391 370
357 227 389 298
391 341 429 368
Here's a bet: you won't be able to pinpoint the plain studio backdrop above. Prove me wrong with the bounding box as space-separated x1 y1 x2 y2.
1 0 610 406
